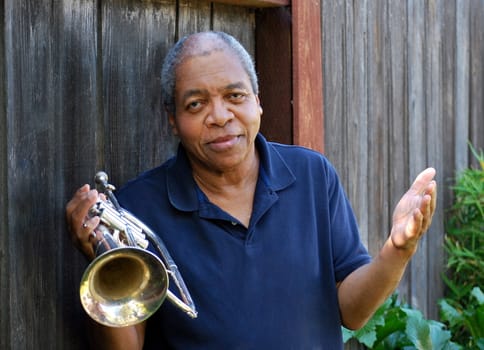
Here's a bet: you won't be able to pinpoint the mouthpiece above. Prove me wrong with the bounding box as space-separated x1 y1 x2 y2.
94 171 116 193
95 171 109 185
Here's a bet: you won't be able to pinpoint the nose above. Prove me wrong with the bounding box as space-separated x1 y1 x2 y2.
206 98 234 126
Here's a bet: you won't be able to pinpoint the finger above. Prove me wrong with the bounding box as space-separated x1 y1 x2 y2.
67 189 99 234
82 216 101 234
421 181 437 232
410 168 436 194
75 211 100 243
83 217 101 247
428 180 437 213
394 205 424 244
77 216 101 260
411 208 424 239
403 209 424 249
66 184 90 215
420 195 432 232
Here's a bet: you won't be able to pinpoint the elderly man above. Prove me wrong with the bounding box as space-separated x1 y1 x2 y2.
66 31 437 349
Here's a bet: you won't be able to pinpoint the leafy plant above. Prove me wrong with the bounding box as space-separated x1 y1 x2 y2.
440 143 484 349
343 294 460 349
439 287 484 350
343 144 484 349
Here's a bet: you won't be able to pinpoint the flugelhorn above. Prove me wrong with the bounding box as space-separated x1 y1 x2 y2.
79 171 197 327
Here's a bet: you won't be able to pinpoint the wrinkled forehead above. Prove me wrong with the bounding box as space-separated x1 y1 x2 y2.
175 49 250 94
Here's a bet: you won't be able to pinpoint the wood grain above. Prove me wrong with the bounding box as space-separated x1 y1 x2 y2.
292 0 324 153
212 0 289 7
1 1 484 349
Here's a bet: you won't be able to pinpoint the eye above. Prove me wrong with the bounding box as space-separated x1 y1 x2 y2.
185 100 204 112
227 91 247 103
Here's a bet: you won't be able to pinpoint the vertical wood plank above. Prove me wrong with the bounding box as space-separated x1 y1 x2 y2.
387 0 411 302
102 0 177 186
292 0 324 153
455 0 470 172
366 0 390 258
424 0 445 319
469 0 484 157
322 0 345 174
178 0 212 38
343 0 369 338
407 0 429 315
58 1 99 348
440 0 457 210
4 0 64 348
0 0 7 347
343 0 370 248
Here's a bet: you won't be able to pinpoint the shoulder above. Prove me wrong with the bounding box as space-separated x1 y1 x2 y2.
269 141 325 160
267 141 338 179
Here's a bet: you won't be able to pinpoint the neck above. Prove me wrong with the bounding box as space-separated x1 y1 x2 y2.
192 150 259 194
190 150 259 228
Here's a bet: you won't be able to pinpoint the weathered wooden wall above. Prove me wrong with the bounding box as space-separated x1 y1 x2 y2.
322 0 484 324
0 1 256 349
1 0 483 349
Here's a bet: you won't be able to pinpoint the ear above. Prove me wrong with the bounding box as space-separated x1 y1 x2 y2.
168 114 178 136
255 95 263 115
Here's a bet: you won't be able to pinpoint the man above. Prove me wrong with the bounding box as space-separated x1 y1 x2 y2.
66 31 437 349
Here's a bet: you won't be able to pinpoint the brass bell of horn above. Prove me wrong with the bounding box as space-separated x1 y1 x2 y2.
79 171 197 327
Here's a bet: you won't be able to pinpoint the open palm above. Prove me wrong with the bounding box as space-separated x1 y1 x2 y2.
390 168 437 252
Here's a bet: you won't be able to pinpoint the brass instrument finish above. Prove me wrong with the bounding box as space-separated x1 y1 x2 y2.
79 172 197 327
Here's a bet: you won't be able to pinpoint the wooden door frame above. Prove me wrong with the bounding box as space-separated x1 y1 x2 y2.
291 1 324 153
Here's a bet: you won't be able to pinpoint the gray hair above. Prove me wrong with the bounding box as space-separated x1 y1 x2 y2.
161 31 259 115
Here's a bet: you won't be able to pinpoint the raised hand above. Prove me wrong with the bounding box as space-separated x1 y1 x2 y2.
390 168 437 253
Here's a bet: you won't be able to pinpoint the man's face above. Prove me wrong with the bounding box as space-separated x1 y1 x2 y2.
170 48 261 174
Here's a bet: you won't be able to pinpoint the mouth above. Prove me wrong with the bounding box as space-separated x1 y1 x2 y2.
206 135 241 151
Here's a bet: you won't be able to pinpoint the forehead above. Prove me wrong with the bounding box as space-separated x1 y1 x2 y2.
175 49 251 91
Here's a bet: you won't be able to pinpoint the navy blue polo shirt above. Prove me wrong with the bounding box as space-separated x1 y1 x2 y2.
117 134 371 350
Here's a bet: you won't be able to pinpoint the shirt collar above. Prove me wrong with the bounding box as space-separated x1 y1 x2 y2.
166 133 296 212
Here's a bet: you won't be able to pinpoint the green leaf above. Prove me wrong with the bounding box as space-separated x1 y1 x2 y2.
375 332 412 350
341 327 354 343
441 143 484 348
439 299 464 327
373 308 407 344
442 341 464 350
468 303 484 338
428 320 453 349
471 286 484 304
346 298 387 347
402 308 432 350
354 328 377 348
